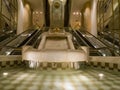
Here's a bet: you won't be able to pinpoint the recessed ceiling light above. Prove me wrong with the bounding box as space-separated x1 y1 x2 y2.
40 12 43 14
80 12 81 15
76 12 79 15
36 11 38 14
73 12 76 15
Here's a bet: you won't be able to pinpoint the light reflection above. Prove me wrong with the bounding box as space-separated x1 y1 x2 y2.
98 73 104 80
29 61 35 68
82 34 85 37
114 2 118 10
103 54 106 57
63 82 75 90
3 72 8 76
6 51 11 55
29 61 40 68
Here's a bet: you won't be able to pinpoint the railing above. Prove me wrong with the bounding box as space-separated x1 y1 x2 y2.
71 30 90 47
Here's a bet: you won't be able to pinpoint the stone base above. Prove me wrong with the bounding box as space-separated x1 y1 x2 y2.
25 61 85 70
86 61 120 72
0 60 25 69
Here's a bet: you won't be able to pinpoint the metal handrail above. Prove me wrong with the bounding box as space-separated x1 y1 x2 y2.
79 28 116 55
72 30 90 47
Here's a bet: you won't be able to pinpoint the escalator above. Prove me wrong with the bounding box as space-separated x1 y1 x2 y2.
71 30 89 47
0 29 42 55
71 29 113 56
97 3 120 56
99 31 120 55
0 30 16 47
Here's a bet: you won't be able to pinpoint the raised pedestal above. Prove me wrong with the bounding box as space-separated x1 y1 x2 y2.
22 31 89 70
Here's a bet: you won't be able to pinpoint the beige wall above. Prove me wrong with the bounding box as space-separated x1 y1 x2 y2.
23 4 32 30
17 0 32 34
70 12 81 30
32 11 44 28
70 0 81 30
82 0 98 36
83 2 91 32
32 1 44 28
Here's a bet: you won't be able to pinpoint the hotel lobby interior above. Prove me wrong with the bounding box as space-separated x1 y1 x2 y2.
0 0 120 90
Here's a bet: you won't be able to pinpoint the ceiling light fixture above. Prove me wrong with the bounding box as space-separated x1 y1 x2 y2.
36 11 38 14
40 12 43 14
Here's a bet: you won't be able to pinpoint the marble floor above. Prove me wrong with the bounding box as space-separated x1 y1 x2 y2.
0 67 120 90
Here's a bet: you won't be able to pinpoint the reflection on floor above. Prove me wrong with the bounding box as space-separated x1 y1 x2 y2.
0 67 120 90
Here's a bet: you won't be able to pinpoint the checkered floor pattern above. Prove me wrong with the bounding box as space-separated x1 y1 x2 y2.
0 67 120 90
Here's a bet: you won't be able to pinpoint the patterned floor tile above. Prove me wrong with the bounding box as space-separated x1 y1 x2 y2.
0 67 120 90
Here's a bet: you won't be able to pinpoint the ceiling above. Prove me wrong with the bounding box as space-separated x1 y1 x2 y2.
26 0 90 11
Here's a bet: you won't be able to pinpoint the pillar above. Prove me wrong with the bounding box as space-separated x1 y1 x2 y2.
48 0 66 28
17 0 32 34
91 0 98 37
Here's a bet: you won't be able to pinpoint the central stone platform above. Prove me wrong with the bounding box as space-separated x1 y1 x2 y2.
44 37 69 49
22 30 88 69
38 32 74 50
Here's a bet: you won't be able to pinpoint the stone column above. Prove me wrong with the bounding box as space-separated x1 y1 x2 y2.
17 0 24 34
91 0 98 37
48 0 66 28
17 0 32 34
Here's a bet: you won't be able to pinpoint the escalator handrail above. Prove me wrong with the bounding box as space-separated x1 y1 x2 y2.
25 30 42 46
72 30 91 47
79 29 115 56
78 30 108 47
